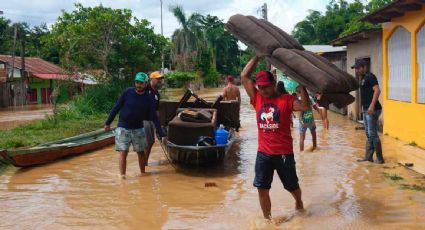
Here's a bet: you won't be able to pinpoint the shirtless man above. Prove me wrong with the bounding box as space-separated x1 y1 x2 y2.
223 75 241 102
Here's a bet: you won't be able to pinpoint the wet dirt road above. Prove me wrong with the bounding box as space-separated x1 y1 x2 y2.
1 88 425 229
0 104 53 129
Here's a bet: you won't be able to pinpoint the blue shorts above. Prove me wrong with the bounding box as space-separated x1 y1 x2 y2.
299 122 316 133
253 152 299 191
115 127 147 153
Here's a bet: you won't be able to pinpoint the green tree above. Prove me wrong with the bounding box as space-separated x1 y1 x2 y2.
169 5 206 71
292 0 394 44
0 17 12 54
201 15 240 75
44 3 169 80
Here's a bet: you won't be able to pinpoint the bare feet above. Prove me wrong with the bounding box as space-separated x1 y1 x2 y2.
118 174 126 179
308 146 317 152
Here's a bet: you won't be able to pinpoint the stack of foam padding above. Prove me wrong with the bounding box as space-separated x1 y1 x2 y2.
225 14 359 108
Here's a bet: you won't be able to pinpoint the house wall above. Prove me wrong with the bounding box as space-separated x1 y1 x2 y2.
382 6 425 148
322 51 348 115
345 31 383 127
30 77 52 104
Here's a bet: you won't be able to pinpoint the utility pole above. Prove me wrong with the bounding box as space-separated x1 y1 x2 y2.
260 3 271 71
10 25 17 79
160 0 165 72
261 3 268 21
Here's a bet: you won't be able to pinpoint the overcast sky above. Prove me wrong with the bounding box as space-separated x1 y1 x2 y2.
0 0 328 37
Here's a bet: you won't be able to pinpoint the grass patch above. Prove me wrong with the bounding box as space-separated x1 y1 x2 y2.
0 81 128 150
400 184 425 192
0 114 107 149
382 172 404 181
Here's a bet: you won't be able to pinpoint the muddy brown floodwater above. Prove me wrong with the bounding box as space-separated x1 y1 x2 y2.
0 104 53 129
1 88 425 229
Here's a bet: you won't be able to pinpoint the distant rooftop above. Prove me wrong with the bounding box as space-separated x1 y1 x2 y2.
303 45 346 54
363 0 424 24
330 28 382 46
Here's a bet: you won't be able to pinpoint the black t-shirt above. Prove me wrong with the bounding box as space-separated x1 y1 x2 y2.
146 84 160 111
361 72 382 110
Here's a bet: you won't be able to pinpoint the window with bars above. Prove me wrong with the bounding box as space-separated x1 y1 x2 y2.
417 24 425 104
388 26 412 102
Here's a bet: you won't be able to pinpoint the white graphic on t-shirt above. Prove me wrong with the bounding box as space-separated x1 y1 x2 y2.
260 107 275 124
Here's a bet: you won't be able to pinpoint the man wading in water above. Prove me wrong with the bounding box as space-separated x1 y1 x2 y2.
104 72 165 179
242 57 310 219
144 71 164 166
353 59 384 164
223 75 241 102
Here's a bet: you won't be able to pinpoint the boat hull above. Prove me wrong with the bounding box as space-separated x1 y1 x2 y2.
164 134 235 166
1 129 115 167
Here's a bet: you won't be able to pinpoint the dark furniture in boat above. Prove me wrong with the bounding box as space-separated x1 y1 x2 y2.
159 90 238 166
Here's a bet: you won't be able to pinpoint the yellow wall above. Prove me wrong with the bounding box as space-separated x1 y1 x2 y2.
382 6 425 148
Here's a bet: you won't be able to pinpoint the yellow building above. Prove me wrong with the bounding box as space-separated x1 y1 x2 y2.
364 0 425 148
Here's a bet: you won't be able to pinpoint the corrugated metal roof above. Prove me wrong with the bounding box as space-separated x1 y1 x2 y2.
303 45 347 53
0 55 64 75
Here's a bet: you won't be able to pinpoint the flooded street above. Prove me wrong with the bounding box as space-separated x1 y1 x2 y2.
1 88 425 229
0 104 53 129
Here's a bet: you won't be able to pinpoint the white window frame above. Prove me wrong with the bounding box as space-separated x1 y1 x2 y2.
417 24 425 104
388 26 412 102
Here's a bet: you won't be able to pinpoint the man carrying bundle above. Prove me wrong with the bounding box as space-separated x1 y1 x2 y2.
241 56 311 219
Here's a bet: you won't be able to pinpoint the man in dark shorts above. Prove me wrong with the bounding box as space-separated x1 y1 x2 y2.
352 59 384 164
144 71 164 166
104 72 165 178
241 57 311 219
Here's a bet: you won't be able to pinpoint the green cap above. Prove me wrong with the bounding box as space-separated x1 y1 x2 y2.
135 72 148 82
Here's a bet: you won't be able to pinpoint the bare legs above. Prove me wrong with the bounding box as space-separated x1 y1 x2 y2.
311 129 317 151
299 132 306 151
119 151 146 178
299 130 316 152
119 151 128 178
144 145 153 166
290 188 304 210
257 188 304 220
258 188 272 219
137 151 146 174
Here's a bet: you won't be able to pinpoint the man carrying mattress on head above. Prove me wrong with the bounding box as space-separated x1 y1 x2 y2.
241 56 311 220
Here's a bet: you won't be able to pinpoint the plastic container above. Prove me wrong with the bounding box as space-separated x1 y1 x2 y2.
215 124 229 145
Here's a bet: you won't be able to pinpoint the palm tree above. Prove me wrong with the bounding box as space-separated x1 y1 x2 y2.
169 5 206 71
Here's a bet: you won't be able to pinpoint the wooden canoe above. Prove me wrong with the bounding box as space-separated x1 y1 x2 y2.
162 130 236 166
0 129 115 167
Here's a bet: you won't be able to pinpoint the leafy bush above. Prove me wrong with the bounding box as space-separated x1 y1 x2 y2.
165 71 198 88
203 67 220 87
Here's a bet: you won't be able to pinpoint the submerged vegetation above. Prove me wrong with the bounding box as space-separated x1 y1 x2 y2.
400 184 425 193
382 172 404 181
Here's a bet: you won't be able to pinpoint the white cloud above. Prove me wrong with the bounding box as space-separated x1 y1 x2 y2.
0 0 328 38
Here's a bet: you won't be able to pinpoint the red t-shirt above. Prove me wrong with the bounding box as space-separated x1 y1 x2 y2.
250 90 295 155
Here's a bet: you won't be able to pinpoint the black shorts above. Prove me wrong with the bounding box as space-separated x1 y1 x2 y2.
253 152 299 191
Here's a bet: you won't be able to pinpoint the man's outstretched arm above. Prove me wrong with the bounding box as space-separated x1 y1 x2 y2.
241 56 259 99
